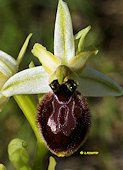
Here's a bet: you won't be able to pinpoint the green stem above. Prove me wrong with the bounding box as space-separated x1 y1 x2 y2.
14 95 39 141
33 142 49 170
14 95 48 169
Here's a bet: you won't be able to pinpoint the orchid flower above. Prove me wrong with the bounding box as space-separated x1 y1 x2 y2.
1 0 123 157
1 1 122 98
0 34 32 112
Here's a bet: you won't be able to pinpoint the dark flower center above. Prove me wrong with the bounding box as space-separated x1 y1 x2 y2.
49 79 77 96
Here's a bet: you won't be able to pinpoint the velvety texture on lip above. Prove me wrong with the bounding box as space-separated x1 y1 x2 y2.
37 91 91 157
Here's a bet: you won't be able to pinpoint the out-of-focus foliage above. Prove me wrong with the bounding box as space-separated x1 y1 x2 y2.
0 0 123 170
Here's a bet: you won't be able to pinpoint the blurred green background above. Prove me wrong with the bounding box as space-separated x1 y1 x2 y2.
0 0 123 169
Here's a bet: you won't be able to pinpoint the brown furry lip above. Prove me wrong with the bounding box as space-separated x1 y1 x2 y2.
37 80 91 157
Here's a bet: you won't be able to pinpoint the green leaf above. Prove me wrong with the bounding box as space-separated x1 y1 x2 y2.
78 67 123 96
32 43 61 74
2 66 51 97
20 166 31 170
0 50 18 76
75 26 91 54
8 138 31 170
32 142 48 170
17 33 32 65
54 0 75 63
68 50 98 73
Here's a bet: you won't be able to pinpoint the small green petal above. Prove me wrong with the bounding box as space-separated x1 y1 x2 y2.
0 50 18 76
78 67 123 96
2 66 51 97
75 26 91 54
68 50 98 73
32 43 61 74
29 61 35 68
48 157 56 170
54 0 75 63
17 33 32 65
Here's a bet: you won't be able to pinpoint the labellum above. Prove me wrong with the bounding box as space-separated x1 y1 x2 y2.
37 79 91 157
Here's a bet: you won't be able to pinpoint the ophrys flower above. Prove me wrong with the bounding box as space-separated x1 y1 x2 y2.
1 0 123 157
0 33 32 111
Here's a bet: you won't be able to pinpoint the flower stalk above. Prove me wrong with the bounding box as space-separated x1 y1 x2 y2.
14 95 48 170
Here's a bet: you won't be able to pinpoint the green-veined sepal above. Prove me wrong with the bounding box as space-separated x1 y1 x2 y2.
0 50 18 77
2 66 51 97
54 0 75 63
78 67 123 96
0 51 18 111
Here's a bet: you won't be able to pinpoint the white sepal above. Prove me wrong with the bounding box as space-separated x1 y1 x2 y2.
54 0 75 63
0 50 18 76
78 67 123 96
2 66 51 97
